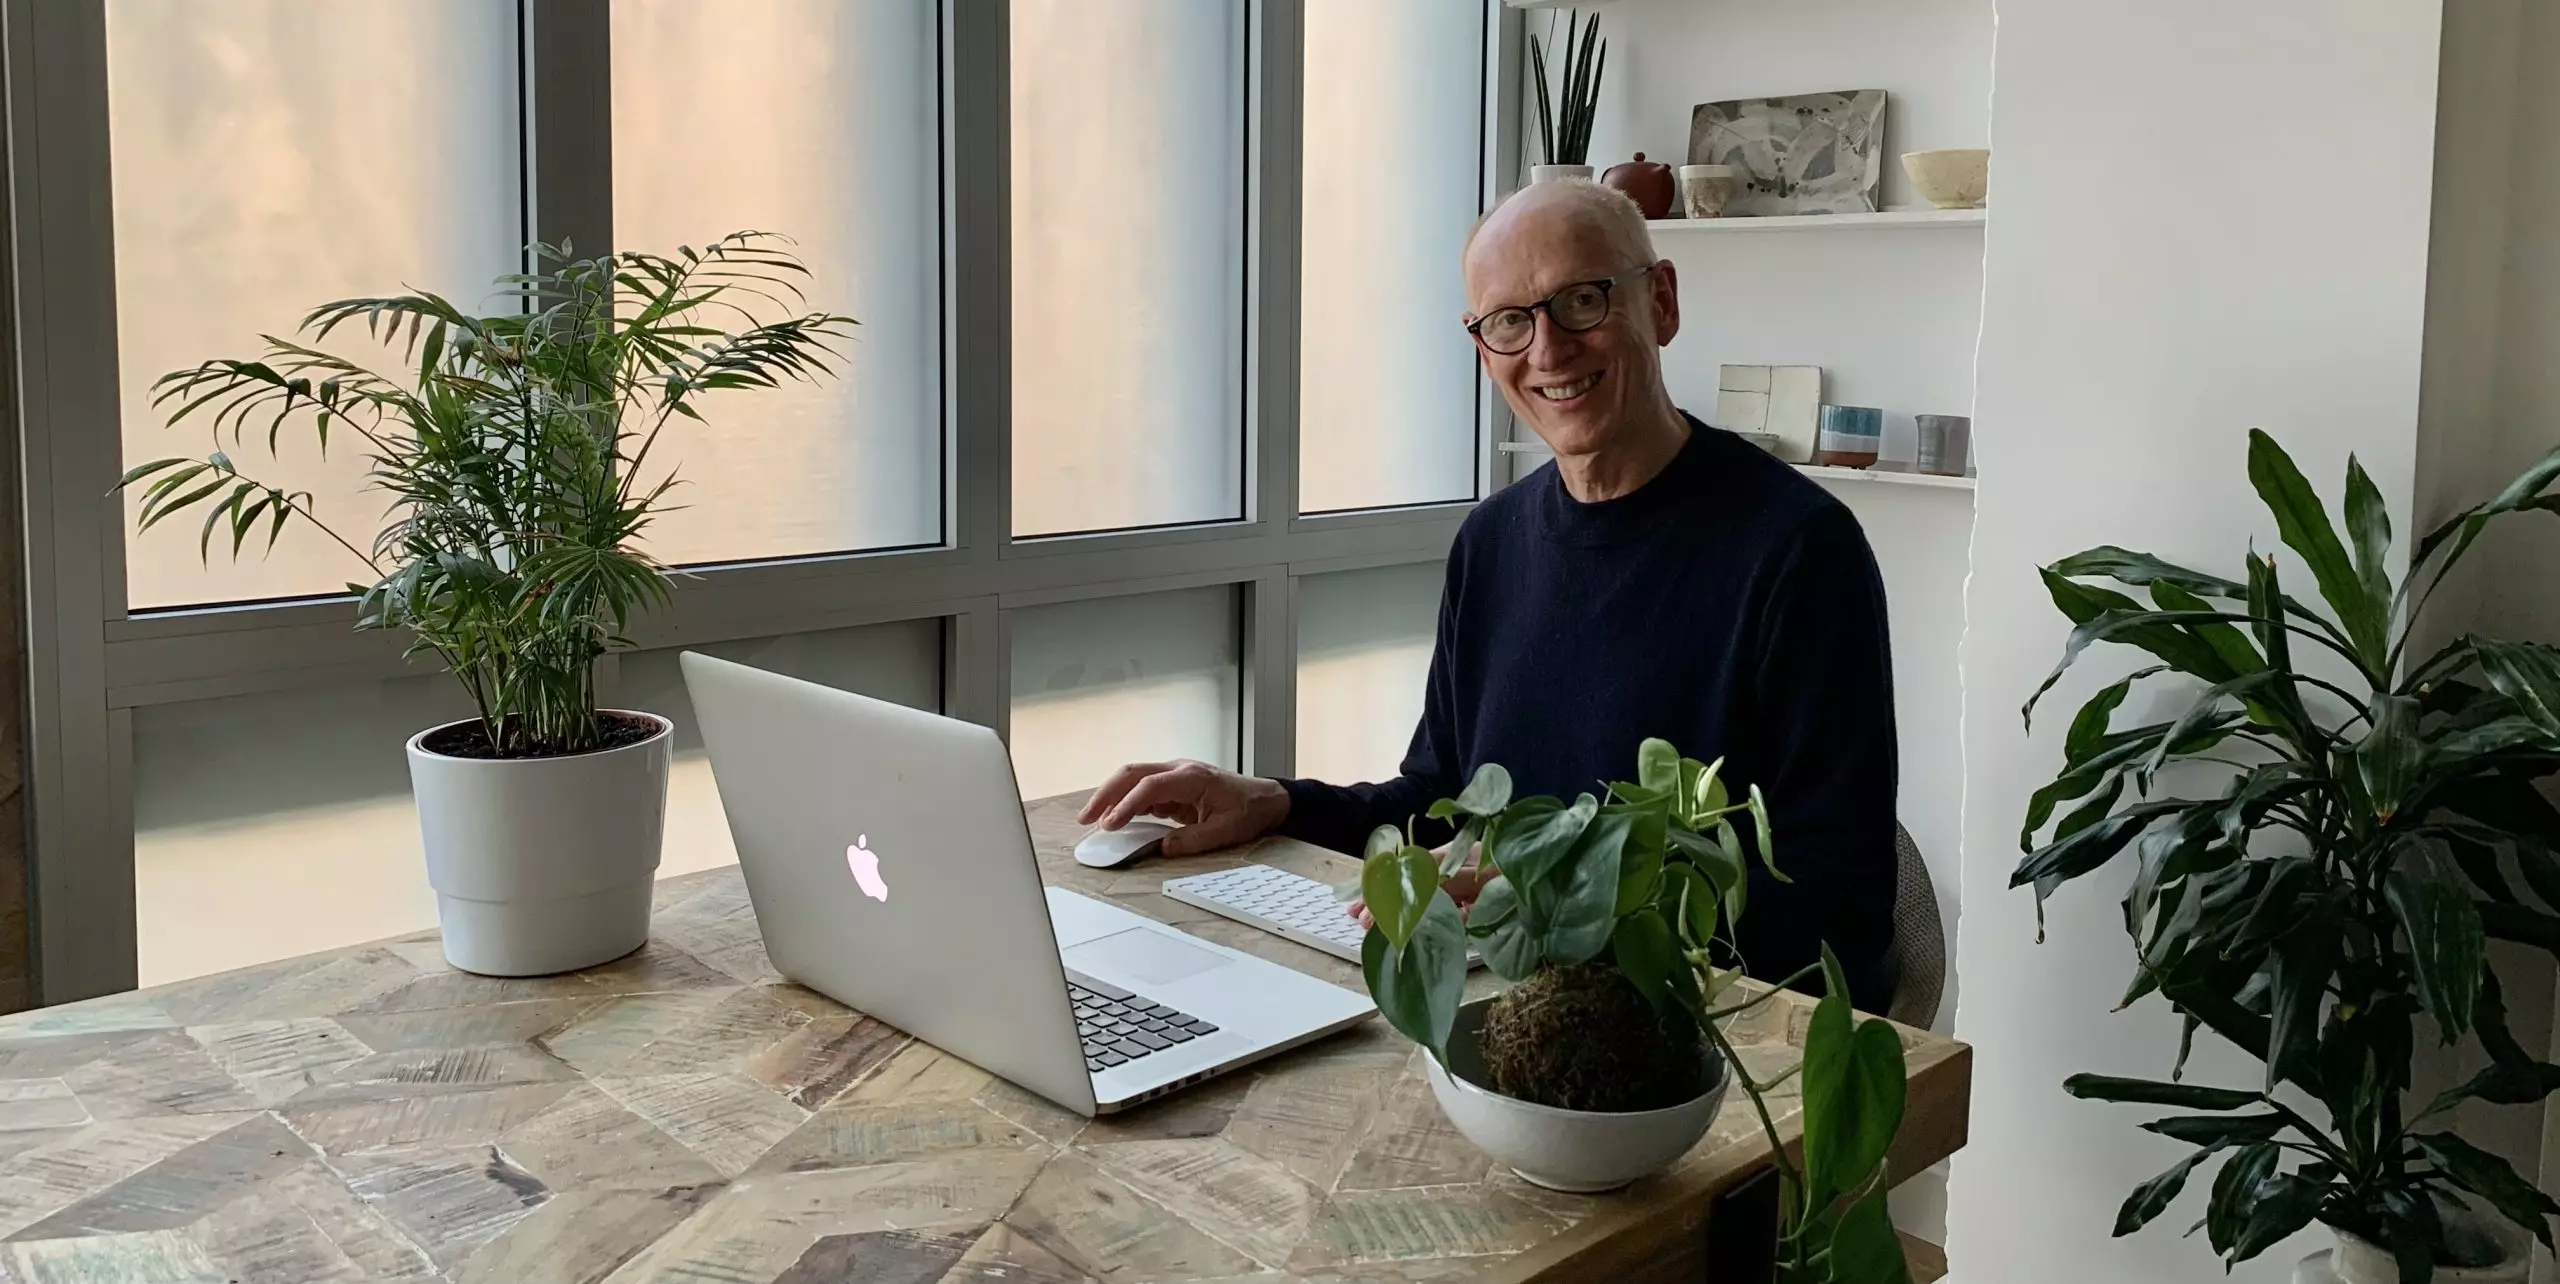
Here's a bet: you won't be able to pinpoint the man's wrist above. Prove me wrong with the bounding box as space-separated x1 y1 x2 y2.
1246 775 1294 834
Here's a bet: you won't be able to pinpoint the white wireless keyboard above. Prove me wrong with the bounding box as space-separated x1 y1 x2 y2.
1161 864 1481 968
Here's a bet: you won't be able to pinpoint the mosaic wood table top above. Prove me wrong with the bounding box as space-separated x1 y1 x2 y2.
0 794 1970 1284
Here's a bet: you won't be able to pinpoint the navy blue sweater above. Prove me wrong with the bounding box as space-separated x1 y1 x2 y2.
1279 419 1900 1008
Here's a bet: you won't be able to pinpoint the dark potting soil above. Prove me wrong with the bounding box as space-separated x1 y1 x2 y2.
1480 962 1709 1113
418 711 663 761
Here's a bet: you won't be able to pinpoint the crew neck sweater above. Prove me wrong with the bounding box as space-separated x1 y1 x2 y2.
1278 417 1900 1007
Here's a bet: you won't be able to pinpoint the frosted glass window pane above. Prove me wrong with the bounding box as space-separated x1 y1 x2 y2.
107 1 524 611
1295 562 1443 784
618 621 945 882
134 623 940 986
1010 0 1248 536
1299 0 1485 514
613 1 943 565
1009 588 1240 799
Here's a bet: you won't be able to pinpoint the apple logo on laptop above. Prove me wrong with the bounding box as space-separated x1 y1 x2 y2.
846 835 890 902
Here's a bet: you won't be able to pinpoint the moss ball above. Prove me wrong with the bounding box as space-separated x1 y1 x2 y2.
1478 962 1707 1113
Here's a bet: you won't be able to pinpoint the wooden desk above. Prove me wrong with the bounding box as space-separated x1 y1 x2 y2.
0 795 1969 1283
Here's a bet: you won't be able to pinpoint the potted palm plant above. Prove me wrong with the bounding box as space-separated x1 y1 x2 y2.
122 233 856 976
1361 741 1914 1281
2017 430 2560 1281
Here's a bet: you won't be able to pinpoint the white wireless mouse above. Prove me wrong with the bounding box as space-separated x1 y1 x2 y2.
1073 818 1179 869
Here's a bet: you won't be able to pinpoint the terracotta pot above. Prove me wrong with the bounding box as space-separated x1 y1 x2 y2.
1601 152 1676 220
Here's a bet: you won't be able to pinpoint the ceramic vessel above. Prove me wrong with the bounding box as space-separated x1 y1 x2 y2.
1678 164 1738 219
1601 152 1676 219
1916 414 1972 476
1814 405 1884 469
407 711 670 976
2297 1209 2533 1284
1424 999 1729 1192
1901 148 1990 210
1530 164 1595 184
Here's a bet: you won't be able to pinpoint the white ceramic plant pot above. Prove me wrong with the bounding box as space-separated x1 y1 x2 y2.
2297 1209 2533 1284
1424 998 1729 1192
1530 164 1596 184
407 711 671 976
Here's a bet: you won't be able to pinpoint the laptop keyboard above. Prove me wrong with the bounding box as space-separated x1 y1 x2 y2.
1066 971 1218 1073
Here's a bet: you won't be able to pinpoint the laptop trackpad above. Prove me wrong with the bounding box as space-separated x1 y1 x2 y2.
1063 928 1233 987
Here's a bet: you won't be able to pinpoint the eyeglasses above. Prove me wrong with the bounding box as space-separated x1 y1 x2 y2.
1464 265 1653 356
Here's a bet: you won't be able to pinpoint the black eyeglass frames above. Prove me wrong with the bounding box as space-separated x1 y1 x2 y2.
1463 264 1655 356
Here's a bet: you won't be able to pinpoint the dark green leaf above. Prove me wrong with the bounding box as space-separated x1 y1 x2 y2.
2243 547 2298 698
1489 794 1594 895
1477 914 1545 980
2113 1147 2218 1236
2063 1074 2262 1111
2013 802 2188 899
1440 818 1482 879
2355 693 2428 822
1455 762 1513 816
2386 867 2485 1041
1615 812 1664 917
1609 910 1684 1014
2380 1189 2444 1284
1825 1190 1912 1284
2024 576 2242 726
2267 896 2345 1091
2344 454 2393 609
2414 439 2560 572
2414 1132 2560 1251
2066 667 2163 764
1361 845 1441 950
1363 891 1469 1058
2138 1112 2291 1147
2228 1171 2327 1262
1801 950 1906 1213
2204 1141 2279 1254
1466 873 1519 932
1660 862 1720 948
1747 784 1782 882
2247 428 2384 668
2140 669 2286 784
1545 804 1630 964
2474 640 2560 737
2150 581 2264 678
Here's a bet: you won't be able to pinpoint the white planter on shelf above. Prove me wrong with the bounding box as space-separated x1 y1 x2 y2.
1423 998 1729 1192
1530 164 1595 184
2296 1208 2533 1284
406 711 671 976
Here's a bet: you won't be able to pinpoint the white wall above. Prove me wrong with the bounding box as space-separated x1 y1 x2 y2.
1950 5 2445 1283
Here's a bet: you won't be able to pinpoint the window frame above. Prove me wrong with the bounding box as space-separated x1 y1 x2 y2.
8 0 1521 1002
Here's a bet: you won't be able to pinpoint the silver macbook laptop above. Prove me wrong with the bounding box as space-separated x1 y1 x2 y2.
679 651 1375 1116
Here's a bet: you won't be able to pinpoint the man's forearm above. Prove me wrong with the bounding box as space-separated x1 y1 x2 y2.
1272 774 1445 856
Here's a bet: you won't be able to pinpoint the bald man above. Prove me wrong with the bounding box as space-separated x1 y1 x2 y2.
1082 181 1899 1008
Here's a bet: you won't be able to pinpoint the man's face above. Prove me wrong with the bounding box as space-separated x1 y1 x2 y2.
1463 206 1679 457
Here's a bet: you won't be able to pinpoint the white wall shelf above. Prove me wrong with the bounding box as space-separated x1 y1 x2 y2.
1647 208 1985 234
1496 440 1975 492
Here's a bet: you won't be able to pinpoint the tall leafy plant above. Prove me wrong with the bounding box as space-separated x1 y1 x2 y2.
1362 742 1913 1283
2018 429 2560 1278
1529 10 1605 167
122 233 855 756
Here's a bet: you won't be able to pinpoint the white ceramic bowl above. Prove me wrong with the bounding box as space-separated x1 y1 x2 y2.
1900 148 1989 209
1424 999 1729 1192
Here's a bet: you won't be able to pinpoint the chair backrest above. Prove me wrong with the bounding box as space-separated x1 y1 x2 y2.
1886 824 1947 1029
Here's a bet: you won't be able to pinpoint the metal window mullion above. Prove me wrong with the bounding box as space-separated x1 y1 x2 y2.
948 0 1008 729
1484 0 1524 495
1248 0 1305 779
9 0 133 1002
524 1 611 264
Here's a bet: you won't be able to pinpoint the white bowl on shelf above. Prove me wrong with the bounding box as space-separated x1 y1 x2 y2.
1901 148 1989 209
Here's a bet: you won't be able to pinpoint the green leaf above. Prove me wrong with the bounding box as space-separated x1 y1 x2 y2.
1466 873 1518 932
1362 845 1441 950
2379 1190 2445 1284
1488 794 1595 895
2243 547 2297 695
1825 1190 1912 1284
2267 897 2345 1092
2414 1132 2560 1252
2247 428 2384 668
2065 667 2163 764
2024 576 2242 726
1636 738 1680 796
2414 438 2560 571
2227 1171 2328 1262
2113 1147 2217 1236
2204 1141 2280 1254
2137 1112 2292 1147
2474 640 2560 736
1455 762 1514 816
1660 862 1720 948
2387 866 2486 1041
2150 581 2264 678
1801 947 1906 1214
1362 891 1469 1058
2512 837 2560 914
1545 805 1631 964
1615 812 1665 917
1365 825 1405 861
2343 454 2393 609
1440 817 1482 879
2355 694 2427 822
2063 1074 2261 1111
1477 911 1545 980
1609 910 1685 1014
2013 802 2189 899
1671 827 1747 926
1746 784 1783 883
2139 669 2287 785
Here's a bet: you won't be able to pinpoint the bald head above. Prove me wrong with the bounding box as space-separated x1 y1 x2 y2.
1462 179 1656 281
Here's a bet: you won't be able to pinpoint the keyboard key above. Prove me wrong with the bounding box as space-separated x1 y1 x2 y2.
1131 1030 1172 1051
1161 1026 1199 1045
1071 974 1135 1002
1097 1049 1128 1067
1087 1057 1105 1071
1183 1021 1219 1036
1110 1038 1152 1059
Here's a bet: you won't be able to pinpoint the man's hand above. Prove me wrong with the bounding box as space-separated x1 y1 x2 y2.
1077 760 1291 859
